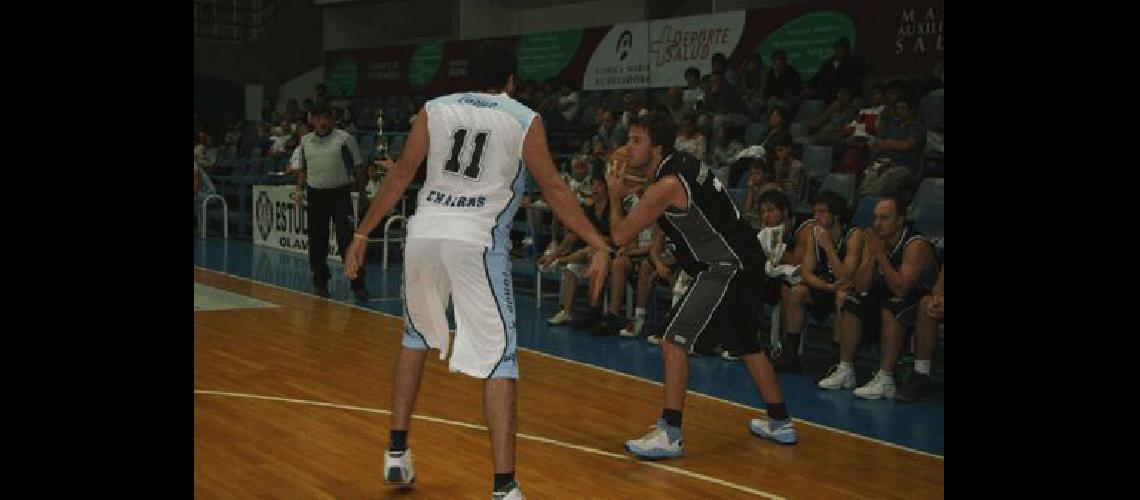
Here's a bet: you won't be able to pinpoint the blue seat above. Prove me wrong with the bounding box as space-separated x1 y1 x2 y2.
906 177 945 222
817 173 856 207
914 200 944 239
850 196 882 229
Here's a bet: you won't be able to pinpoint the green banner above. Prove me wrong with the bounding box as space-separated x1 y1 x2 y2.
517 29 583 83
757 11 856 80
325 59 358 96
408 42 444 89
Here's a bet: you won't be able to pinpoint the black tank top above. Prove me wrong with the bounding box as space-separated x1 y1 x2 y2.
654 151 764 273
814 225 858 283
874 225 938 301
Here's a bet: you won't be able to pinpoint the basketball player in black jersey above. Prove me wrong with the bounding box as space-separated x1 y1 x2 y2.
595 112 797 459
773 191 863 372
817 197 938 399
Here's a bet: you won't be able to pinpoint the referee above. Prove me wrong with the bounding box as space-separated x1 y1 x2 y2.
290 102 369 300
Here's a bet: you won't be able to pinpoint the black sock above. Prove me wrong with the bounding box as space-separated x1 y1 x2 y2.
389 430 408 452
493 472 515 492
783 334 800 359
766 402 789 421
661 408 683 428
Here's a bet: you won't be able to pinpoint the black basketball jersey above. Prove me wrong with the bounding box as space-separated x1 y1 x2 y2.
874 225 937 300
653 151 764 273
813 225 858 283
787 215 814 250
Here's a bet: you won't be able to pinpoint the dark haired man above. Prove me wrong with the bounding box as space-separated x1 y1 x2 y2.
343 41 612 499
598 112 799 460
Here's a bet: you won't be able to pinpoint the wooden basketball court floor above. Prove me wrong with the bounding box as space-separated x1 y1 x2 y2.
194 266 944 499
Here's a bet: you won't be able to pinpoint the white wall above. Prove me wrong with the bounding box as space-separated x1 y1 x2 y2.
278 66 325 106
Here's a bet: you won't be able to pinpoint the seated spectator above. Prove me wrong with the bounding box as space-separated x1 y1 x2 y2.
283 99 303 124
558 81 581 124
738 53 768 119
876 79 905 130
620 224 679 338
595 106 628 151
541 164 613 328
710 52 739 88
663 87 688 125
563 155 592 203
712 122 745 170
704 72 752 141
864 94 925 185
808 86 859 152
770 135 805 196
268 126 291 159
896 262 943 402
817 197 938 399
596 181 654 336
836 83 887 172
620 92 648 128
681 66 705 112
518 80 539 109
763 50 803 110
759 104 792 150
223 122 241 147
805 38 862 100
284 122 310 160
772 191 863 371
743 157 783 226
673 113 707 163
536 78 562 124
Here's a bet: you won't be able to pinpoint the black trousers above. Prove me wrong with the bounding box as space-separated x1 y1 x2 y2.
307 184 365 289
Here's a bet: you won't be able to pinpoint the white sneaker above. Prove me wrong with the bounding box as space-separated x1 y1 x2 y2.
748 417 798 445
620 317 645 338
817 363 856 390
383 448 415 488
547 310 572 325
624 419 683 459
646 333 662 345
853 370 896 399
492 483 525 499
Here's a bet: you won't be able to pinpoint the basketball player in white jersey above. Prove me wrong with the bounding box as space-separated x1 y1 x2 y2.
343 42 611 500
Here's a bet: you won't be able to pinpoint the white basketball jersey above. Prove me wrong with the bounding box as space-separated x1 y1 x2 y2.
407 92 536 250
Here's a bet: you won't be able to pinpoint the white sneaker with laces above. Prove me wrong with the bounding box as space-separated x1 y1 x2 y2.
624 419 683 459
817 363 856 390
547 310 572 325
853 369 896 399
383 448 415 488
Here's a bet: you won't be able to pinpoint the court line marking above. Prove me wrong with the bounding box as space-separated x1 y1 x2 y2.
194 266 944 460
195 389 781 499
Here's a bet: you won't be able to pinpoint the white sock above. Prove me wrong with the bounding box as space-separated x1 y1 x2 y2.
839 361 853 371
635 307 646 319
878 369 894 381
914 360 932 375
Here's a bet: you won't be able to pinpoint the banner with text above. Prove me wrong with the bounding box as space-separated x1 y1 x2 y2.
325 0 943 96
251 185 360 260
647 11 746 88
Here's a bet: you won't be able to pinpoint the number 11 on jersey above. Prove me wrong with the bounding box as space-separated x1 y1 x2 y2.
444 128 489 180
